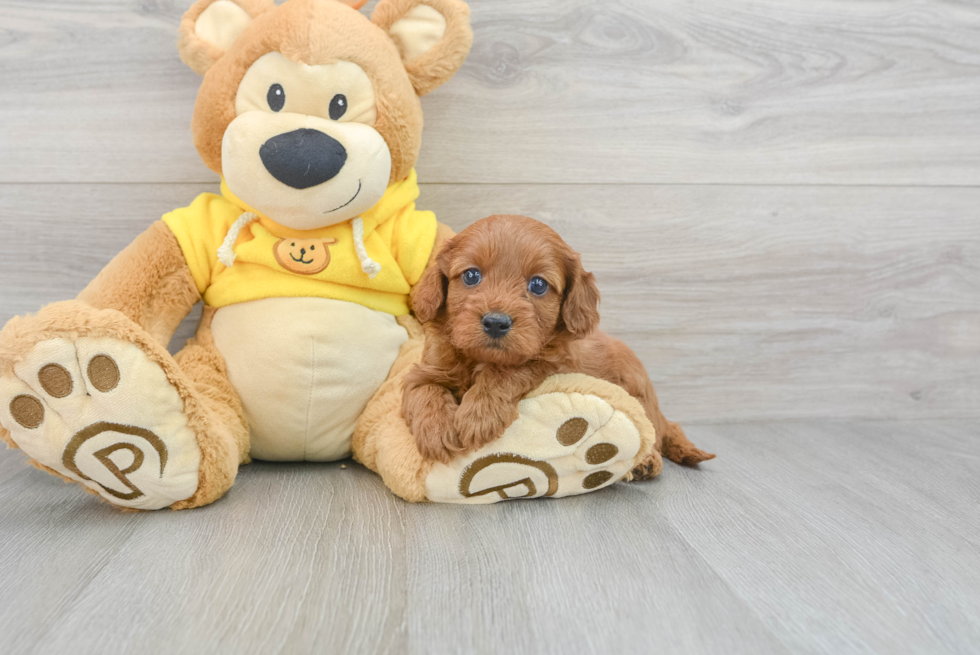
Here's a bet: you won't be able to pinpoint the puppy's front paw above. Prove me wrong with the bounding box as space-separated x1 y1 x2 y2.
424 381 653 504
410 405 459 464
453 401 518 455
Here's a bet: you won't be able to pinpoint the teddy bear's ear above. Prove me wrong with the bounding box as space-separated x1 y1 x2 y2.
177 0 276 75
372 0 473 96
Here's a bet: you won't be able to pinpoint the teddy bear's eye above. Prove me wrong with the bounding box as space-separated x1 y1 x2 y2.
329 94 347 120
310 245 315 251
268 84 285 112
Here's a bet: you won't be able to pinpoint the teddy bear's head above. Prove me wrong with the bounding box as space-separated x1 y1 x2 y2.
178 0 471 230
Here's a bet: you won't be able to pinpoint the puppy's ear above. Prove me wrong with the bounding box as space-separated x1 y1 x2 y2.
178 0 275 75
561 253 601 336
411 239 454 323
372 0 473 96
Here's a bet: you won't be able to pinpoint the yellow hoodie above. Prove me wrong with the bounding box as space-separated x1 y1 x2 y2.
163 170 436 315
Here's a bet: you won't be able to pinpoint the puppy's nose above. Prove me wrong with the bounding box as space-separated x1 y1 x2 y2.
482 313 513 339
260 128 347 189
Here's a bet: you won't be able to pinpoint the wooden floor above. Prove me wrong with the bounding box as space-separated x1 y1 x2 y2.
2 420 979 654
1 0 978 653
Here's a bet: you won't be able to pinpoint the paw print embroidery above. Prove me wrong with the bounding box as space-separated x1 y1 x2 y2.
0 337 202 509
427 391 645 504
274 237 338 275
459 453 559 500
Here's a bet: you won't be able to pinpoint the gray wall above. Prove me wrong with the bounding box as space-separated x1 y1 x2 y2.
1 0 978 423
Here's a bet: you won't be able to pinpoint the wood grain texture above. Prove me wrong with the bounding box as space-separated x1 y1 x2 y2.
1 419 978 654
2 183 977 422
1 1 979 653
1 0 979 184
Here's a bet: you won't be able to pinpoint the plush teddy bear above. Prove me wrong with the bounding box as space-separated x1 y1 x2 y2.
0 0 666 510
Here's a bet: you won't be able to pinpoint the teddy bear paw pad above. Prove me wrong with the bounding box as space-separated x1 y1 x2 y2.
425 391 642 504
0 337 201 510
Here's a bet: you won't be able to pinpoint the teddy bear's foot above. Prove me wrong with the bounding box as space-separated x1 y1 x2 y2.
424 374 658 504
0 331 202 510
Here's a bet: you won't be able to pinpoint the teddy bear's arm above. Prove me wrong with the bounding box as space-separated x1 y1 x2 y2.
76 221 200 347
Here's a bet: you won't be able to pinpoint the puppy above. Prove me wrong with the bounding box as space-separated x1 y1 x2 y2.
402 214 715 474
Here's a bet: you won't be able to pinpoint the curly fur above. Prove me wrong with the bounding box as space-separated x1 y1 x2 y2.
402 215 716 470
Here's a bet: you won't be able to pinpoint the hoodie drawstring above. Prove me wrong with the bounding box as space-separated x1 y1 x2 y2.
352 217 382 279
217 212 259 268
217 213 382 280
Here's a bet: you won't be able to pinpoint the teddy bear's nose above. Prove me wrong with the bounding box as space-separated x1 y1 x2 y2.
259 128 347 190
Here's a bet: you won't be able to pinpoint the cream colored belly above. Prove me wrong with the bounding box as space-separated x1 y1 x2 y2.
211 297 408 461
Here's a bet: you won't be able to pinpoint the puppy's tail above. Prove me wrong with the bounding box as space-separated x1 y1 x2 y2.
660 421 715 466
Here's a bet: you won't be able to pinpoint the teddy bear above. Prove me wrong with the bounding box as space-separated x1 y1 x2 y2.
0 0 668 510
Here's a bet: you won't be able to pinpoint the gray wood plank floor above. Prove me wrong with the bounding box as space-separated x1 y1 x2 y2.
0 0 978 653
1 420 978 655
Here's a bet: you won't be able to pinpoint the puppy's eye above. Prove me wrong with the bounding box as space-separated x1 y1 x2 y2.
528 277 549 296
329 94 348 120
462 268 482 287
268 84 285 112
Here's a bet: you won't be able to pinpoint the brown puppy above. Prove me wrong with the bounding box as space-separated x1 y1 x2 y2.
402 214 715 474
